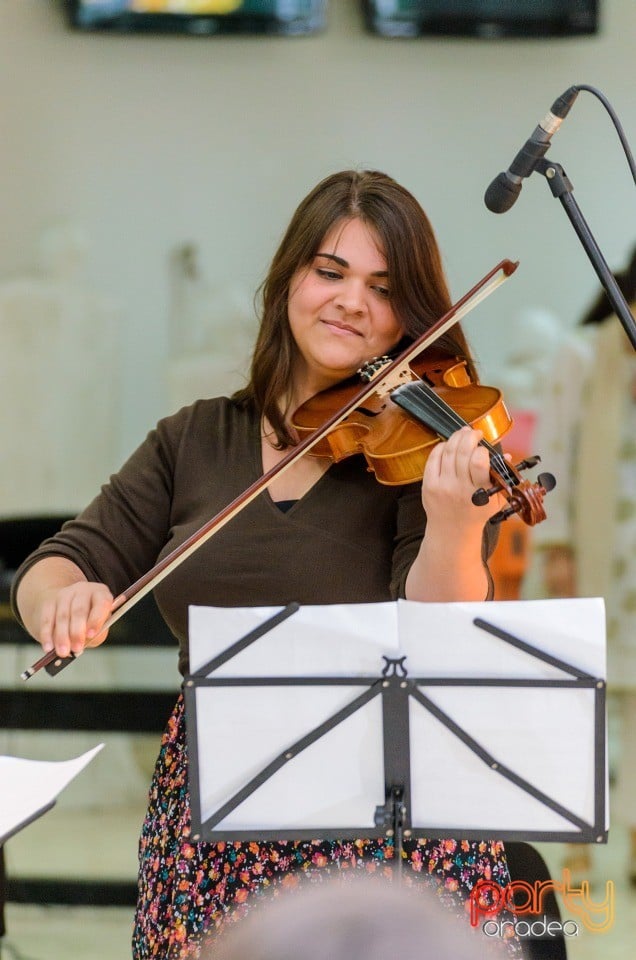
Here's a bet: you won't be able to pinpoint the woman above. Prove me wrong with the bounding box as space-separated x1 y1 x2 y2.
12 170 514 957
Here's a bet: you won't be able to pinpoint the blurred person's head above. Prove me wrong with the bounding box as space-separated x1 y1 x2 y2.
210 875 494 960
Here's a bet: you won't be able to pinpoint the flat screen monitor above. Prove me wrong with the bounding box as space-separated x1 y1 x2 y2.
67 1 327 36
363 1 599 39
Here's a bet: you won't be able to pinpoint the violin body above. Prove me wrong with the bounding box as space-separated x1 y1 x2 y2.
292 356 513 485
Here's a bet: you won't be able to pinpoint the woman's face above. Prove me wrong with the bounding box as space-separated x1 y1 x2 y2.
287 218 405 398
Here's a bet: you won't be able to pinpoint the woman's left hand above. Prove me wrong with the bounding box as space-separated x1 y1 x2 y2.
405 426 505 602
420 425 506 531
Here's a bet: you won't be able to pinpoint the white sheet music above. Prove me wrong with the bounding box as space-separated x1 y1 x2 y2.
0 744 104 843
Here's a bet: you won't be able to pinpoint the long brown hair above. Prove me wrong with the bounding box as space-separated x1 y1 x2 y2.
233 169 475 446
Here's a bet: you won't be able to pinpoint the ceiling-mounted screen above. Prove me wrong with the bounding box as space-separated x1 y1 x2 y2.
363 1 598 39
67 1 327 36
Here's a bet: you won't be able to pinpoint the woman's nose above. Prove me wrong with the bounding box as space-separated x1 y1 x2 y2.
334 279 366 314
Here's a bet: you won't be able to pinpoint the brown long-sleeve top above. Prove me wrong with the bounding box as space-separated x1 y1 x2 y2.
11 397 495 675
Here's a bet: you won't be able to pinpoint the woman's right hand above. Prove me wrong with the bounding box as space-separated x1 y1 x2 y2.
16 557 114 659
38 581 114 658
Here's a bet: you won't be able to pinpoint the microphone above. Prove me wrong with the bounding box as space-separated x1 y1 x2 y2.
484 86 580 213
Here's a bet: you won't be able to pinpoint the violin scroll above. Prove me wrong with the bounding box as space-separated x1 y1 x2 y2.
472 455 557 527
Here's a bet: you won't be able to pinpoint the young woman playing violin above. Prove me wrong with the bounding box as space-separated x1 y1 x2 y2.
12 170 519 957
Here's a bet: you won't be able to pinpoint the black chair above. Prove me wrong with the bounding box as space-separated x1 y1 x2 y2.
1 518 71 950
0 515 74 572
0 514 177 922
0 846 5 950
505 842 567 960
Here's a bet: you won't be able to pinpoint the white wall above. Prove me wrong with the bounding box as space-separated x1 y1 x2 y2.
1 0 635 496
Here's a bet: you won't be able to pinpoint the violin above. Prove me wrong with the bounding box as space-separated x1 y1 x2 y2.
292 350 555 526
23 258 553 680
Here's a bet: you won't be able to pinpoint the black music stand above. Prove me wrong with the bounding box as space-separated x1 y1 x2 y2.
184 598 607 851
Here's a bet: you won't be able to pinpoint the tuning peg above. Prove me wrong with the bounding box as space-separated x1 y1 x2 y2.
489 504 520 525
537 472 557 492
514 455 541 471
472 485 501 506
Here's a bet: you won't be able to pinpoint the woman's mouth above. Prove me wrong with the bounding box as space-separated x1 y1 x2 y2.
321 319 362 336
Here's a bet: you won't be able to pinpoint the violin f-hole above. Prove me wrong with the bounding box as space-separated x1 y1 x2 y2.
356 404 386 419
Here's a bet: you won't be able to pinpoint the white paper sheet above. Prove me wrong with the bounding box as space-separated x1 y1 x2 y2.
188 601 400 677
0 744 104 843
188 597 605 679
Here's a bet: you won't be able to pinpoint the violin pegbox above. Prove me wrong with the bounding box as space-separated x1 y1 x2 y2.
356 355 393 381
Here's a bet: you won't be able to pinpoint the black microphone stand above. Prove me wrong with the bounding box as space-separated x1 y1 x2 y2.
532 156 636 351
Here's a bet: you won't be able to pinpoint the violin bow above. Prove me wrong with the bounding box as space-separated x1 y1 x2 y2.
22 258 517 680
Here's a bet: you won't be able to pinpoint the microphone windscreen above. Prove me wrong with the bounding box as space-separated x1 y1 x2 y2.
484 172 522 214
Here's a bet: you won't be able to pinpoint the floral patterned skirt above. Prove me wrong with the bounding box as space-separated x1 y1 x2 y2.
132 694 520 958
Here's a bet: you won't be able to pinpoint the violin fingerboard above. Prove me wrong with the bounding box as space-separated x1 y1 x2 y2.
390 382 464 439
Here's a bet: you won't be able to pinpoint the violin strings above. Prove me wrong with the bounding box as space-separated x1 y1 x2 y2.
409 380 514 480
414 381 516 483
398 381 517 485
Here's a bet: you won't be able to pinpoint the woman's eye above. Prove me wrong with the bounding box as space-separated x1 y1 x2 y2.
316 268 342 280
373 285 391 299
